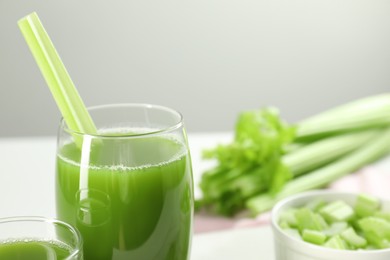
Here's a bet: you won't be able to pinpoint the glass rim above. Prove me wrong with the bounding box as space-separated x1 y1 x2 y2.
59 103 184 138
0 216 83 258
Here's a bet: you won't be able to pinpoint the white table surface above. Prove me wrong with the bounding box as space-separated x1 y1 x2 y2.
0 133 273 259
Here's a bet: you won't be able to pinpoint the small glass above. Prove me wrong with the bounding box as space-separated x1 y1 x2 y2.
0 216 83 260
55 104 194 260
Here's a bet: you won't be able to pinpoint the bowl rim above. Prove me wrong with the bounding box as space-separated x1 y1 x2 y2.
271 190 390 256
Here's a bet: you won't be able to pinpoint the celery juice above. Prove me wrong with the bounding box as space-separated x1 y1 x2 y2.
56 133 193 260
0 239 73 260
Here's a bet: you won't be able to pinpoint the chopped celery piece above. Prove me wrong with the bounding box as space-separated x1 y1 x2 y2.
279 208 298 228
340 227 367 248
320 201 354 222
283 228 302 240
324 235 348 250
374 211 390 222
355 193 381 217
295 208 328 232
365 244 377 250
305 199 326 212
359 217 390 241
323 222 348 237
279 220 290 229
364 231 390 249
302 229 327 245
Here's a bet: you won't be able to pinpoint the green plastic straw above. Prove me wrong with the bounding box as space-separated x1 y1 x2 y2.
18 12 97 144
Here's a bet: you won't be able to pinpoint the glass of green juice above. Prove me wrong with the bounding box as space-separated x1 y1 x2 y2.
0 216 83 260
55 104 194 260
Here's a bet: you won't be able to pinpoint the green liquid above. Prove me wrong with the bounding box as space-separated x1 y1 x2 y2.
0 239 73 260
56 135 193 260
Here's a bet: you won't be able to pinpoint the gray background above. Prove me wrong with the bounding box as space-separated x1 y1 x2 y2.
0 0 389 137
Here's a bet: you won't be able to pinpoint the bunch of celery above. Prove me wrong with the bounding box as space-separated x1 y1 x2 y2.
196 94 390 216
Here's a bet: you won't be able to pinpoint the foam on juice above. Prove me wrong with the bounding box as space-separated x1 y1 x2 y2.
58 127 188 171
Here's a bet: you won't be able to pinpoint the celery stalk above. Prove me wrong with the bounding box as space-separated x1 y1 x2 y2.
297 94 390 141
246 127 390 215
284 130 378 176
18 13 98 148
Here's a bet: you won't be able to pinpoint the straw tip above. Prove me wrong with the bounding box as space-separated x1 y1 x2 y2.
18 12 39 25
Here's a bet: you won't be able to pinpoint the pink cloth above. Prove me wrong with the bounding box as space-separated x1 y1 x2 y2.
194 166 390 234
194 211 271 233
330 167 390 199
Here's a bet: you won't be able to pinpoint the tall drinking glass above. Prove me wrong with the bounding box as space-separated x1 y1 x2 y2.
55 104 193 260
0 217 83 260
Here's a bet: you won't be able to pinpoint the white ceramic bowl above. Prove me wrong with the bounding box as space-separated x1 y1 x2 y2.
271 190 390 260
